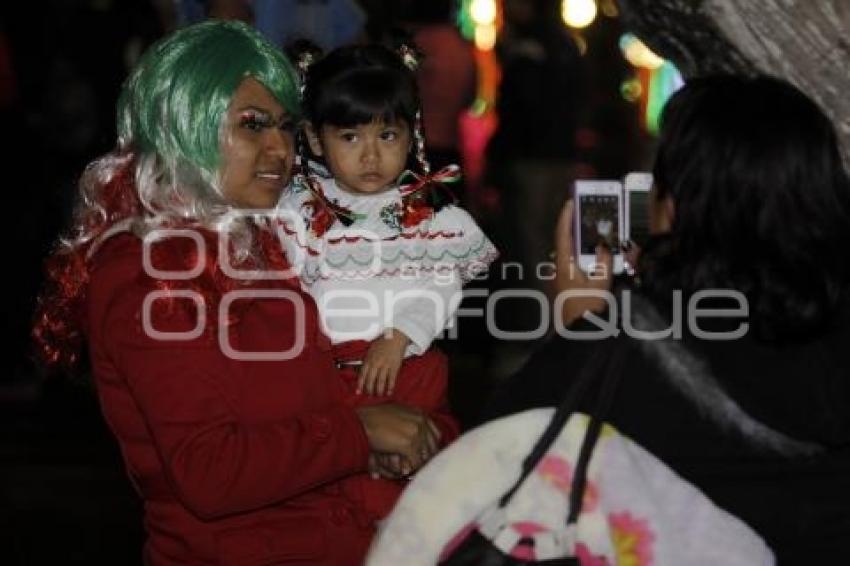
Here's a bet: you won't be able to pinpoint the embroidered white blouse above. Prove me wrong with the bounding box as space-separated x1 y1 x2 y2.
277 173 498 356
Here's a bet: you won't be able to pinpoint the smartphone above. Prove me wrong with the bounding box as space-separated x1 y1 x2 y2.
573 180 624 275
624 172 653 247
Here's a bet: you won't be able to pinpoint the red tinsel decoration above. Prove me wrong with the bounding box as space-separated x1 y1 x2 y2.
33 153 300 372
33 152 142 370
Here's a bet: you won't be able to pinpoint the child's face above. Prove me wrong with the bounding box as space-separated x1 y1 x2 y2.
308 119 411 194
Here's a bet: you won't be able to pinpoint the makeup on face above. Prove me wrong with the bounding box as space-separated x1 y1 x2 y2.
219 78 295 209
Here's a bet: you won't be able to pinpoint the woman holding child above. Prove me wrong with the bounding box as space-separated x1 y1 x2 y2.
34 21 462 565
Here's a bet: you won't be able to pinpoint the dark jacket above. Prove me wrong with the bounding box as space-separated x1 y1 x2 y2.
483 292 850 564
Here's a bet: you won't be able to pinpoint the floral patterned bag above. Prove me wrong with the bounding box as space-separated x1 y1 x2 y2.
437 343 625 565
367 339 774 566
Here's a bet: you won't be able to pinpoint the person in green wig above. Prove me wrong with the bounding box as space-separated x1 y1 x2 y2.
34 20 447 565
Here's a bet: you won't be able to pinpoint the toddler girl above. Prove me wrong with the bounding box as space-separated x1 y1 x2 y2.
278 44 497 520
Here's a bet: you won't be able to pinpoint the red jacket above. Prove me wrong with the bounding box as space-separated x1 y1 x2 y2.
86 233 383 565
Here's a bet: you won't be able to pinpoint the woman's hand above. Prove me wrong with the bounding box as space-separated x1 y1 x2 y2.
358 330 410 396
356 404 441 474
623 240 642 275
554 199 614 325
368 452 410 480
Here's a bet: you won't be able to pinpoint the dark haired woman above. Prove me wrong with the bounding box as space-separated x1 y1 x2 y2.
278 43 497 522
484 76 850 562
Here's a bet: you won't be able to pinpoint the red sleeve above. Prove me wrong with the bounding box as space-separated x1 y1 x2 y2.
432 411 461 447
94 251 370 520
392 348 460 446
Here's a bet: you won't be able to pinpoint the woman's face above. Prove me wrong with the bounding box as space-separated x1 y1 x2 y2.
218 77 296 208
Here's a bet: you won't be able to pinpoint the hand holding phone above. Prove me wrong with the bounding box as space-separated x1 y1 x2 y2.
555 200 615 325
573 180 625 275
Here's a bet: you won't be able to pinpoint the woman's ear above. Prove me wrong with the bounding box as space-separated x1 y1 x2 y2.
305 122 323 156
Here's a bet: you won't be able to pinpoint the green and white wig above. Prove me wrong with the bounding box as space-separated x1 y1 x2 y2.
72 20 300 257
37 20 303 370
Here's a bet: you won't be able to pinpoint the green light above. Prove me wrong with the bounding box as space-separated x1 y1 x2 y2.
470 97 489 116
457 0 476 40
646 62 683 135
621 77 642 103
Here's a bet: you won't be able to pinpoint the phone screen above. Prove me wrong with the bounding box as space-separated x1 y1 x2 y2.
579 194 620 254
628 191 650 246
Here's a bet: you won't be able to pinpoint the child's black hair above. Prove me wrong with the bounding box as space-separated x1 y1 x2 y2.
302 44 419 131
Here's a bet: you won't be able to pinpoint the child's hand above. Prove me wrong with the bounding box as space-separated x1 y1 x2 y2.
358 329 411 396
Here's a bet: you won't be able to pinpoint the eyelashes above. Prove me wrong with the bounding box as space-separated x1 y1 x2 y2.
239 113 269 132
239 112 297 134
336 129 403 142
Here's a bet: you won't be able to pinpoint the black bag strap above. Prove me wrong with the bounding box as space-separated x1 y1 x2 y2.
565 342 626 524
497 336 629 523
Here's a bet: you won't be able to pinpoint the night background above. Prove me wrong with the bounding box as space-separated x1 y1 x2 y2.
0 0 671 562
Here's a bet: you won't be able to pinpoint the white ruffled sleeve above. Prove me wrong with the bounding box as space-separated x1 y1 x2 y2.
390 270 463 354
388 205 497 353
423 204 499 283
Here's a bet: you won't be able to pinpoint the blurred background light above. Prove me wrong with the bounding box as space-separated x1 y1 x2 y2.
561 0 598 29
474 22 498 50
619 33 664 69
470 0 497 26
